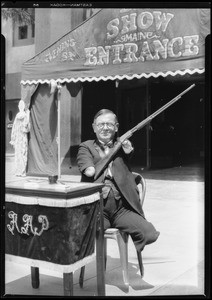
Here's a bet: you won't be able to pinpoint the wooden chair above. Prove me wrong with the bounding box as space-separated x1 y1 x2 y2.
79 172 146 291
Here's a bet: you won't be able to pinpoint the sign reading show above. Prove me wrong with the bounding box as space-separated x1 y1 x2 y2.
84 10 199 66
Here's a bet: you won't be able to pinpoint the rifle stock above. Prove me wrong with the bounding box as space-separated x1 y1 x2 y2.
94 83 195 180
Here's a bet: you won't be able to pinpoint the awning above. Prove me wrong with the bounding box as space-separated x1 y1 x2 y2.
21 8 210 85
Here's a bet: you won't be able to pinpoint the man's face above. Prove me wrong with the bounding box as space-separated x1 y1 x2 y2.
92 113 119 144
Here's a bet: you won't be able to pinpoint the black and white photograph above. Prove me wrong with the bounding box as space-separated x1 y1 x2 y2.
1 1 211 297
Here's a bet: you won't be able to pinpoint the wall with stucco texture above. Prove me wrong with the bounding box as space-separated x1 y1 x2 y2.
2 18 35 74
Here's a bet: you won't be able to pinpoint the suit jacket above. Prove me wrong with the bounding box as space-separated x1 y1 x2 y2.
77 139 145 218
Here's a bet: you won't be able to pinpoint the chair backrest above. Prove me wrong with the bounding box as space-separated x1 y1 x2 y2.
132 172 146 208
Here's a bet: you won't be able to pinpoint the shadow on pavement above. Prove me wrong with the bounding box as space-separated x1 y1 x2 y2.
105 256 155 293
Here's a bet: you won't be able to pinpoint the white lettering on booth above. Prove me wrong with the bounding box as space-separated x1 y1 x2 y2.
183 35 199 56
137 12 154 30
112 44 124 64
84 47 98 65
107 11 174 39
168 37 183 57
96 46 111 65
7 211 49 236
84 9 199 66
107 18 119 39
121 13 137 34
123 43 138 63
152 39 169 60
153 11 174 31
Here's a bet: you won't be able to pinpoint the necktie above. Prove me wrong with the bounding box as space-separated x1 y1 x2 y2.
104 148 113 178
104 145 110 155
101 140 113 151
96 140 113 177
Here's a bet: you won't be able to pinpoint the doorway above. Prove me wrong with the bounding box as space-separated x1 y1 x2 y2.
81 80 117 142
150 81 204 168
116 86 148 167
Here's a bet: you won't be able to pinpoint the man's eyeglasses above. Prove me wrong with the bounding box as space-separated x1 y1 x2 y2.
96 122 116 130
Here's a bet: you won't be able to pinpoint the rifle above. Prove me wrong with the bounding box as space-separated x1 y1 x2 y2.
94 83 195 180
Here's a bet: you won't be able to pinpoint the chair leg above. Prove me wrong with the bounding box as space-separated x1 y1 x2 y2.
63 272 73 296
137 251 144 278
116 232 129 288
79 266 85 288
31 266 39 289
104 238 107 270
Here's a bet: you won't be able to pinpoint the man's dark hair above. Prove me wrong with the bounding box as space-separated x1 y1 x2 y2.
93 109 118 123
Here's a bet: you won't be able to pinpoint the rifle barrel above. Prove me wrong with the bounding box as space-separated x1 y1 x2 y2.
150 83 195 119
94 83 195 179
130 83 195 134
